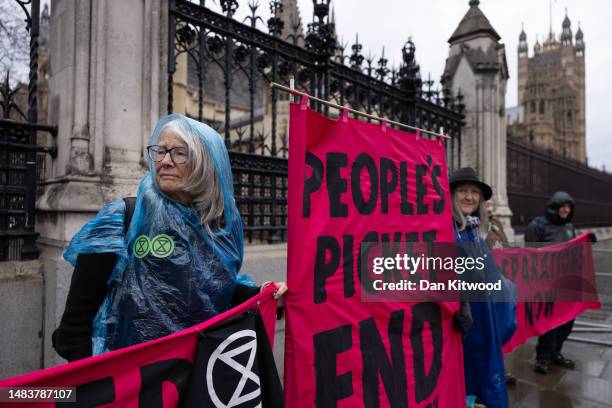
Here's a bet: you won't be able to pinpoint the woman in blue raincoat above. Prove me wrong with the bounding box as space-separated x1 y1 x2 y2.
450 167 517 408
53 114 287 359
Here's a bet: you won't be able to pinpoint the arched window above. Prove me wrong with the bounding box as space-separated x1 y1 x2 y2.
539 100 545 114
567 111 573 123
530 101 536 113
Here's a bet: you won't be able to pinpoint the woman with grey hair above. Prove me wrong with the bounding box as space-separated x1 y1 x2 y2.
53 113 287 360
451 168 490 239
450 167 516 408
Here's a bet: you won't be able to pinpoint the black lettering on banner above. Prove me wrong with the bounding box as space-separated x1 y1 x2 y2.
360 311 408 408
530 253 538 282
525 302 535 325
565 248 574 276
56 377 115 408
564 245 582 271
426 397 439 408
563 247 572 276
431 165 445 214
327 152 349 217
399 162 414 215
576 245 585 270
314 325 354 407
549 251 557 278
534 292 543 320
549 251 558 278
540 253 549 280
359 231 380 294
420 232 438 281
379 158 398 214
421 230 437 243
416 159 430 215
404 233 420 282
560 251 567 278
501 259 510 280
304 152 324 218
404 232 419 243
138 359 192 408
343 235 355 298
352 153 379 215
410 303 443 403
525 292 555 326
521 256 529 283
516 257 525 283
519 256 528 283
511 257 519 283
545 297 554 317
560 249 570 277
568 246 584 277
381 232 405 283
314 236 341 304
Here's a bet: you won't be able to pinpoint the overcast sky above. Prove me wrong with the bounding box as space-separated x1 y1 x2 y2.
224 0 611 171
12 1 612 170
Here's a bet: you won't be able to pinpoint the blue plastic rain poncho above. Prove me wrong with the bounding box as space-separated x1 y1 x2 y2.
455 218 517 408
64 114 253 354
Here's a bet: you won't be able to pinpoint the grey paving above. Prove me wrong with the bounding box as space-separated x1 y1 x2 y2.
506 332 612 407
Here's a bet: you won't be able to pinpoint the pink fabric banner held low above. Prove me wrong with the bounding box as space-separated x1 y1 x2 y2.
0 288 279 407
492 233 601 353
285 100 465 407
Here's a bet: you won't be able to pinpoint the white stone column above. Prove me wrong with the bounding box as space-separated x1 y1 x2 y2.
474 74 514 241
445 42 514 241
491 73 514 242
37 0 167 366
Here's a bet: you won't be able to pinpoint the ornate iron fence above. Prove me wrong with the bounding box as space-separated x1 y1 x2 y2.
168 0 464 242
0 0 57 261
507 138 612 229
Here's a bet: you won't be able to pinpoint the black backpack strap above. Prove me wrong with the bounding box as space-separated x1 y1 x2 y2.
123 197 136 236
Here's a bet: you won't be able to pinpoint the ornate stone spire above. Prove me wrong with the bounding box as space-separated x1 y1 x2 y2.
561 9 572 45
534 35 541 54
518 23 528 55
575 22 585 54
449 0 501 43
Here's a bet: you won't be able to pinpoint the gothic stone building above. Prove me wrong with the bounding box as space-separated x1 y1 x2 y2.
509 12 586 163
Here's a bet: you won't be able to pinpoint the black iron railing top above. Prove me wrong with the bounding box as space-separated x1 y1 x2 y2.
507 138 612 229
169 0 465 123
167 0 466 242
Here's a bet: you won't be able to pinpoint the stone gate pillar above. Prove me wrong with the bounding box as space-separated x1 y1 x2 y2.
37 0 168 366
442 0 514 240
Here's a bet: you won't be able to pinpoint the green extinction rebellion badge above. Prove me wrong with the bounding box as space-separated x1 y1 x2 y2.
133 235 151 258
151 234 175 258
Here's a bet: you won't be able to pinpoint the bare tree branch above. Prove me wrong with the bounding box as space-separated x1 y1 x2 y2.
0 0 30 86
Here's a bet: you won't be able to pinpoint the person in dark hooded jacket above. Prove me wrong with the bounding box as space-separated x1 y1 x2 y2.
524 191 577 374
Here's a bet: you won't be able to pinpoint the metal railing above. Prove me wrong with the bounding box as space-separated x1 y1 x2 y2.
168 0 464 242
0 0 57 260
508 138 612 229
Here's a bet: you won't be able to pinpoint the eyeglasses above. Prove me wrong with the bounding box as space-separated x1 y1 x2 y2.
147 145 189 164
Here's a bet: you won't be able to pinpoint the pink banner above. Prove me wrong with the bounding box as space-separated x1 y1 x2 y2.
285 100 465 407
492 233 601 353
0 287 279 407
